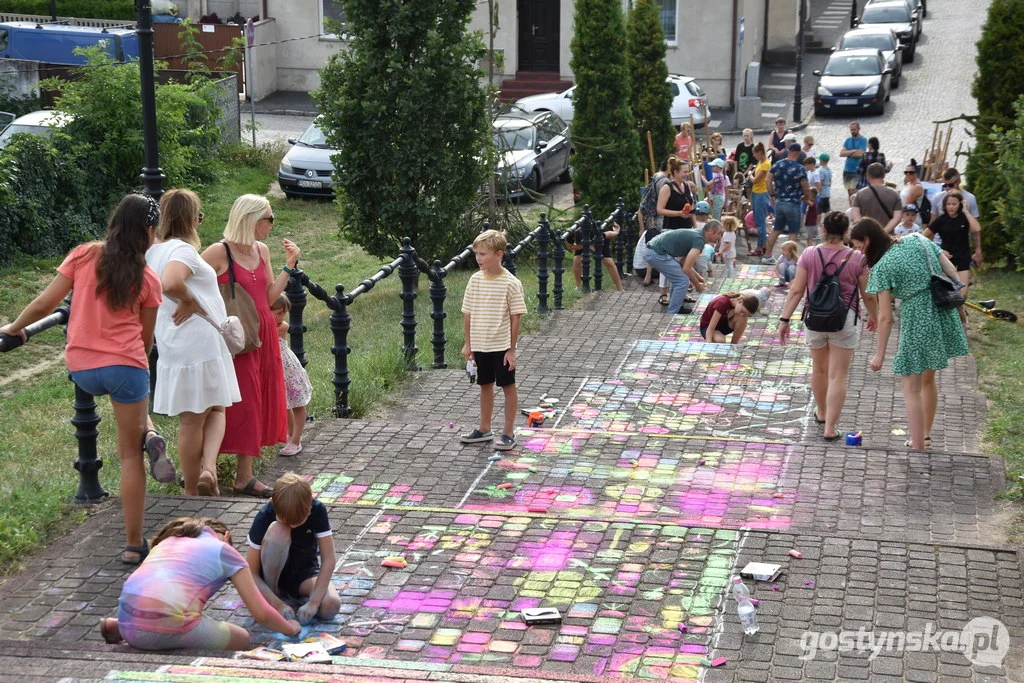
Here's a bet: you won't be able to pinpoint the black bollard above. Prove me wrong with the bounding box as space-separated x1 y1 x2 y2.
330 285 353 417
429 261 448 369
536 214 550 314
285 269 309 367
71 380 108 504
580 207 593 293
593 216 605 292
398 238 420 371
552 224 565 310
614 199 627 276
622 204 637 275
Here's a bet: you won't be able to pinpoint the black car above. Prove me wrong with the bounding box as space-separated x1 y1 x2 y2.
856 1 918 62
834 27 904 88
814 49 893 117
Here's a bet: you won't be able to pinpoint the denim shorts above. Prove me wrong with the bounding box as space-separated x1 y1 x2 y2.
773 201 803 234
69 365 150 404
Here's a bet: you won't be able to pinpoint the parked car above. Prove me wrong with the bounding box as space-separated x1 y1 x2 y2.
868 0 924 35
493 110 572 200
855 1 918 62
0 109 71 149
834 27 904 88
813 49 893 117
278 118 336 199
514 74 709 127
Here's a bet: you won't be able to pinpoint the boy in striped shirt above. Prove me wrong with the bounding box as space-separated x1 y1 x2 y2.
460 230 528 450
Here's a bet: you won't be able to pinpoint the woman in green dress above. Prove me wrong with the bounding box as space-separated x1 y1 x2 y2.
849 218 968 451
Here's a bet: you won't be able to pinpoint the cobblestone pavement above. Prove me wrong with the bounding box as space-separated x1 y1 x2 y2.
1 1 1021 681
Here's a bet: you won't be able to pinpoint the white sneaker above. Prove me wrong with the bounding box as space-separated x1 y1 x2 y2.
761 256 777 265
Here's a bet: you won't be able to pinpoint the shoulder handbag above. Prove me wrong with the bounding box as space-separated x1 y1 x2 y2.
218 241 263 354
165 294 247 357
913 234 965 309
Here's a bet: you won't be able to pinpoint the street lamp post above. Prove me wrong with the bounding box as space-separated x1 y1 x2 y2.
794 0 806 123
135 0 165 198
851 0 858 29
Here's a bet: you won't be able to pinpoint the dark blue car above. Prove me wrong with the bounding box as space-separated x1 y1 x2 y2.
814 49 893 117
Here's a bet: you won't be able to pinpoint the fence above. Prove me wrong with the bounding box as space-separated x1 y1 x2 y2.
0 201 637 500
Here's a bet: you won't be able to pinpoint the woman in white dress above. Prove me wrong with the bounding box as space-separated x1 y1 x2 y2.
146 189 241 496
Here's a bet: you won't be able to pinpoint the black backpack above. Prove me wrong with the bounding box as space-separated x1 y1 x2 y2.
638 175 668 231
918 191 932 224
803 248 855 332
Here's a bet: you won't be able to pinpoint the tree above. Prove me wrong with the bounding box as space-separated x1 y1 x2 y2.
570 0 642 216
627 0 673 173
315 0 491 261
966 0 1024 264
992 96 1024 268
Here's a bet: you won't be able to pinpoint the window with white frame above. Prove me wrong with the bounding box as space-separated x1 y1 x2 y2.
658 0 677 43
321 0 346 36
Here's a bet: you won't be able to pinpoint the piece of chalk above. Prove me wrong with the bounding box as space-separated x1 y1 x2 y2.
497 483 514 490
804 580 815 586
630 460 639 467
788 549 803 559
383 555 406 562
677 623 687 633
699 657 712 667
698 458 706 465
774 493 786 498
448 423 454 428
771 584 780 591
528 467 538 473
749 598 760 607
488 454 502 461
527 506 548 513
710 657 727 667
381 559 407 568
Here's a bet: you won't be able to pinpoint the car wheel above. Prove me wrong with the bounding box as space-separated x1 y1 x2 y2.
523 169 541 202
892 70 901 89
814 105 824 118
905 45 915 63
283 191 297 199
558 160 573 184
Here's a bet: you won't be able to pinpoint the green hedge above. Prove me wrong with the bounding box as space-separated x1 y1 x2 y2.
0 0 135 20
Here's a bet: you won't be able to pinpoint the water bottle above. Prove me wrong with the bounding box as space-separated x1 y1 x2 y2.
732 576 760 635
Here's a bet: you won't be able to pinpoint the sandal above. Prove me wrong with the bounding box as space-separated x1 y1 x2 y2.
823 428 842 442
142 430 176 484
813 412 826 424
905 436 932 450
232 477 273 498
658 295 669 306
197 469 219 497
279 443 303 457
100 617 123 645
122 540 149 565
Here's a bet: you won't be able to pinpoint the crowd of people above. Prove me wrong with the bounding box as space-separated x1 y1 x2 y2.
628 117 973 450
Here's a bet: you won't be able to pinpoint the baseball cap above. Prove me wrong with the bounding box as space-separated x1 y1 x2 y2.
783 133 797 141
788 142 802 152
694 200 711 214
902 203 919 213
710 158 725 168
818 152 830 161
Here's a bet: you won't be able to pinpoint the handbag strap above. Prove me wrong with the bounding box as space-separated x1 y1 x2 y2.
220 241 239 299
868 185 893 221
913 233 939 276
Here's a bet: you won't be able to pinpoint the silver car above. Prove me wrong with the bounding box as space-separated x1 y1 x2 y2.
278 118 336 199
493 111 572 200
0 109 71 149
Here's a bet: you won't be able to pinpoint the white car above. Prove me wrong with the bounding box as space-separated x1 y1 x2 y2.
513 74 709 127
0 110 72 149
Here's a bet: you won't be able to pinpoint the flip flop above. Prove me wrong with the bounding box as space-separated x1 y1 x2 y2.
142 430 176 484
232 477 272 498
122 540 149 565
813 412 826 424
197 469 219 497
823 429 842 442
100 617 123 645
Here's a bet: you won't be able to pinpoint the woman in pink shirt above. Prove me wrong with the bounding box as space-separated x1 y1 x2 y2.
1 194 164 564
776 212 878 441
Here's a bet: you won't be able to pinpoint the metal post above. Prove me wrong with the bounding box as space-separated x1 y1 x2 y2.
580 207 592 293
330 286 353 417
71 381 108 504
285 271 308 367
622 205 637 275
794 0 806 123
536 214 550 314
503 244 517 276
850 0 857 29
429 261 448 369
614 199 626 276
398 238 420 371
592 216 604 291
552 225 565 310
135 0 165 198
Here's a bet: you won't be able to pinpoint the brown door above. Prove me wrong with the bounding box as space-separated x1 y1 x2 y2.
518 0 559 71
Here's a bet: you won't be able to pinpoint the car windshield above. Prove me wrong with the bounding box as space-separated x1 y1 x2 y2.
494 126 535 152
824 55 880 76
297 122 330 148
841 34 893 50
0 124 52 147
861 6 909 23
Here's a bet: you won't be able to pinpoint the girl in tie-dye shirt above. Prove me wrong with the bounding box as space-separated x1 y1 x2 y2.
99 517 300 650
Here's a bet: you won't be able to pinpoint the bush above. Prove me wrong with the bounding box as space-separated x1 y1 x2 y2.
0 0 135 20
992 96 1024 268
627 0 674 172
315 0 491 262
570 0 642 217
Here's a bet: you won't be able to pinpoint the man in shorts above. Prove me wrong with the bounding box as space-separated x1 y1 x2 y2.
839 121 867 200
762 143 813 265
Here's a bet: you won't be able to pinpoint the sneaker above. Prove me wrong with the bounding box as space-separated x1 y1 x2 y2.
494 434 516 450
279 443 303 457
761 256 777 265
461 429 494 444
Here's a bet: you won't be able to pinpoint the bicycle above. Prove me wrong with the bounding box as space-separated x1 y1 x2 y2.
964 299 1018 323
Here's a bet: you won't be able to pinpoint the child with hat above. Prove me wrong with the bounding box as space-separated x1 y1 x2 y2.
894 204 923 236
706 158 729 220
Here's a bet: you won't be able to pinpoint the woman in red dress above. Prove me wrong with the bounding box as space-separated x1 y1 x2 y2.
202 195 298 497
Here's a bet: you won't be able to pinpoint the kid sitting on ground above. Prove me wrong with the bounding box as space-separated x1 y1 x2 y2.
776 241 799 288
718 216 739 278
100 516 301 650
460 230 528 451
633 226 659 286
246 473 342 625
270 295 312 457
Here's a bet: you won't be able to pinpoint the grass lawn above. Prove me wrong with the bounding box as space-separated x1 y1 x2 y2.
0 150 585 573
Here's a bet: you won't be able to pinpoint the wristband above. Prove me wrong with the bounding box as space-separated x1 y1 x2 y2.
282 265 299 275
779 318 790 324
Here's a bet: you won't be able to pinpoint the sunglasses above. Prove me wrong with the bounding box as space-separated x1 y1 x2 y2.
198 211 205 224
904 170 916 175
261 214 275 224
